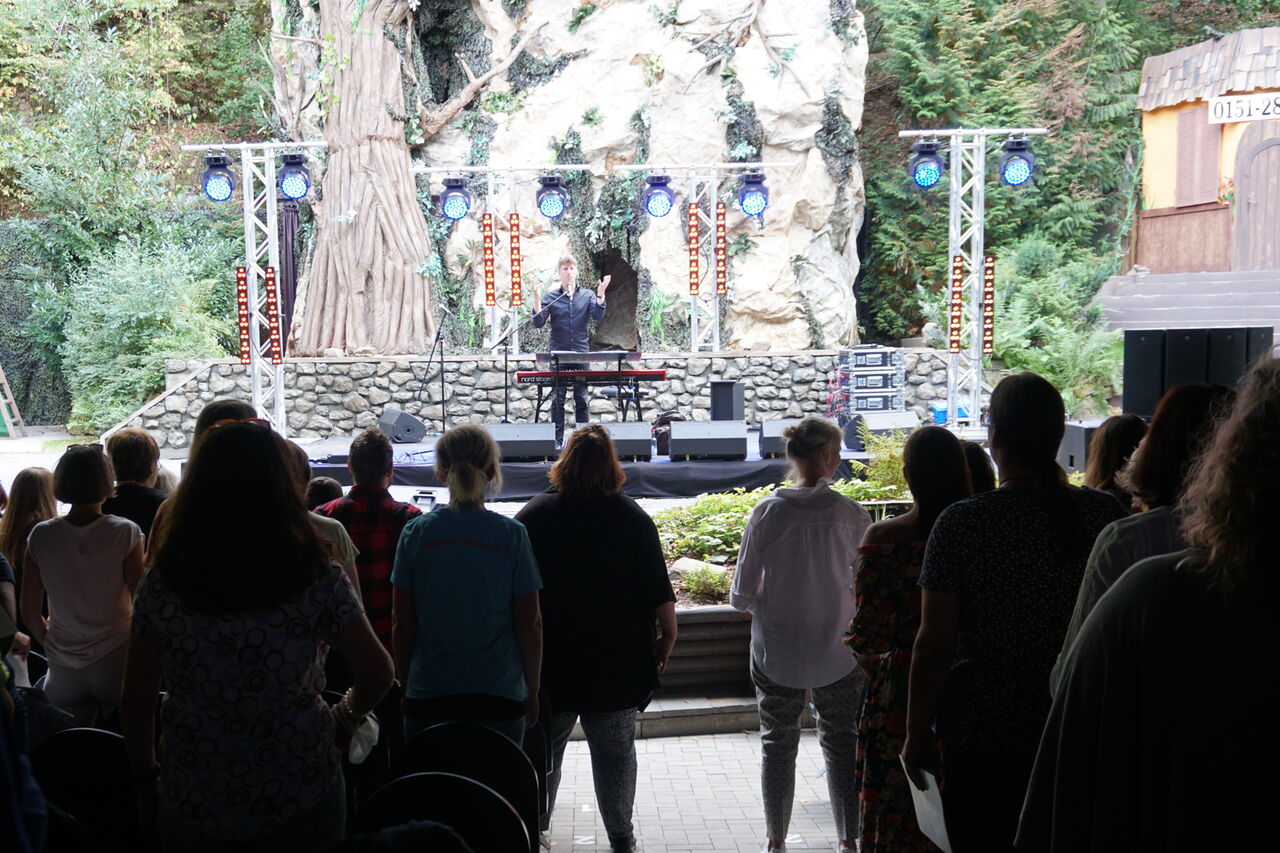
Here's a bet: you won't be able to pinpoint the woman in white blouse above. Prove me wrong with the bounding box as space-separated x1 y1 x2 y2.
731 416 872 853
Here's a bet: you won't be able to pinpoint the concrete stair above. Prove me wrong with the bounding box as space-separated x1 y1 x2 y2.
1096 270 1280 342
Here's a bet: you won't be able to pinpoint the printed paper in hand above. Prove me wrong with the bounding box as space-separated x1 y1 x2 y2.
900 755 952 853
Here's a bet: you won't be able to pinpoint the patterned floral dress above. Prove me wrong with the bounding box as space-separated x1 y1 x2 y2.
843 541 937 853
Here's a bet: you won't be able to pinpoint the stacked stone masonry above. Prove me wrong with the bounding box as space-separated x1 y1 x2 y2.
138 350 950 449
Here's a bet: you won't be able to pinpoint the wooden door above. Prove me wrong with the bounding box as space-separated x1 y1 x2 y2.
1234 119 1280 271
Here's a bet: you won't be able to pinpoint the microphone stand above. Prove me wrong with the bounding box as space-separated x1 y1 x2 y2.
423 306 453 434
496 288 573 423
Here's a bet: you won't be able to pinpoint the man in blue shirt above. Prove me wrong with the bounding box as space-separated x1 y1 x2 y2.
531 255 611 443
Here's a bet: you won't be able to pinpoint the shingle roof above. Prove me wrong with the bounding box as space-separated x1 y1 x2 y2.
1138 27 1280 111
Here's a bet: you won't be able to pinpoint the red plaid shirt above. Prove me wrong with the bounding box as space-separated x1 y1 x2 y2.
316 485 420 651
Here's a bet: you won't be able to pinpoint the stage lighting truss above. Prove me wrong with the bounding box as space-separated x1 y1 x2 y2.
737 172 768 217
687 202 700 296
264 266 283 365
509 213 523 307
483 213 496 307
235 267 252 364
948 254 964 354
440 177 472 221
998 138 1035 187
909 141 945 190
201 153 236 202
981 254 996 354
277 152 311 200
715 203 728 296
643 175 676 217
537 176 568 218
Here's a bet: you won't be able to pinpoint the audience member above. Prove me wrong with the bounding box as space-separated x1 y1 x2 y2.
391 424 542 745
1053 382 1235 687
515 425 677 853
22 447 144 725
1082 413 1146 509
103 428 167 539
903 372 1126 853
0 468 56 609
308 476 345 510
1017 358 1280 851
731 416 872 853
152 466 178 495
962 440 996 493
844 426 971 853
285 441 360 596
120 421 392 849
0 480 6 513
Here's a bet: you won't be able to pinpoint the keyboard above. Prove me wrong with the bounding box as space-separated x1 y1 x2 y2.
515 369 667 386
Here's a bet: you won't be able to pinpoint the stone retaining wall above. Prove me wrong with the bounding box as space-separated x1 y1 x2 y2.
129 349 951 448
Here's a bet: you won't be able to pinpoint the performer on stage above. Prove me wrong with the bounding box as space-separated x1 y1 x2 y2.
531 255 611 443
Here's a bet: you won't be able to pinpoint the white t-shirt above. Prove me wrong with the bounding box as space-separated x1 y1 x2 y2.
27 515 142 668
730 480 872 688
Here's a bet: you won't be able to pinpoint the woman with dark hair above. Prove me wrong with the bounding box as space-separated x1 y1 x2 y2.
22 447 144 725
1082 413 1146 509
902 372 1126 853
1017 358 1280 851
962 441 996 493
0 469 56 606
732 416 872 853
1053 382 1235 687
515 425 676 853
119 422 393 849
392 424 542 745
844 426 971 853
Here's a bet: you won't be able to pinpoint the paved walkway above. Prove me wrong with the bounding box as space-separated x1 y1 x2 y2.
546 731 845 853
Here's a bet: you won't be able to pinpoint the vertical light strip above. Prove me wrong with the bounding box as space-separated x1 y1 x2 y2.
508 212 523 307
236 266 251 365
981 254 996 354
483 213 496 307
688 202 700 296
264 266 283 365
715 202 728 296
948 254 964 354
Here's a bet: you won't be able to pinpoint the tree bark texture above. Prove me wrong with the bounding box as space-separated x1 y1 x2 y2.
298 0 435 355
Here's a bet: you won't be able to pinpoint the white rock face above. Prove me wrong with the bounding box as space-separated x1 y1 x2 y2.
426 0 867 349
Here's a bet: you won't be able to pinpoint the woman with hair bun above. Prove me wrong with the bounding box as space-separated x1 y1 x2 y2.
391 424 543 745
731 415 872 853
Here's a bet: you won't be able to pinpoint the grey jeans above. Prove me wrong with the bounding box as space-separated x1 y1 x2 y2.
751 661 868 842
543 708 639 850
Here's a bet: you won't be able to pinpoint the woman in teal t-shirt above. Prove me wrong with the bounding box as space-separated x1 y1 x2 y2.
391 424 543 746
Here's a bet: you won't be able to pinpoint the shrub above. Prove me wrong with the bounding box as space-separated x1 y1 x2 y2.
682 566 731 600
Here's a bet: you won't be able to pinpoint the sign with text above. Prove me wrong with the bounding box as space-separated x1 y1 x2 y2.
1208 93 1280 124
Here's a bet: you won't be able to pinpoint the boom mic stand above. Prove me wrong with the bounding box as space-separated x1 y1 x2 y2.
423 306 452 434
495 288 572 423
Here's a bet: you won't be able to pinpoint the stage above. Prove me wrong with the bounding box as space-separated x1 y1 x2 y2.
304 432 870 501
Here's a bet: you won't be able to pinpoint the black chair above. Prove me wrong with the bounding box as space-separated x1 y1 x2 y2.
388 722 540 852
522 689 554 822
24 649 48 686
30 727 141 852
356 771 529 852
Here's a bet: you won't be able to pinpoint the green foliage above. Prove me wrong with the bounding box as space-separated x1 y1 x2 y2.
581 106 603 126
651 2 681 27
855 423 914 497
567 3 598 34
640 52 665 86
479 90 526 114
682 566 731 599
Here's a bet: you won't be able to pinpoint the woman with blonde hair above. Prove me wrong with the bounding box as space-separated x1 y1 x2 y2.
1017 357 1280 851
392 424 543 744
731 415 872 853
516 425 676 853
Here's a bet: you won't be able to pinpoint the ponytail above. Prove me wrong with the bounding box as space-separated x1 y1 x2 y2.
435 425 502 508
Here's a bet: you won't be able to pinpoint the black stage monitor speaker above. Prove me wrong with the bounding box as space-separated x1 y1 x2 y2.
1164 328 1209 389
759 419 802 458
1057 419 1106 474
1122 330 1165 417
709 380 745 422
378 408 427 444
1247 326 1275 364
843 411 921 451
1207 328 1248 388
483 423 557 462
668 420 748 461
601 422 653 461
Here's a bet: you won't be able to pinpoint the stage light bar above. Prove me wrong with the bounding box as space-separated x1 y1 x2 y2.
948 254 964 353
277 152 311 201
537 176 568 219
440 177 471 221
509 213 523 307
982 254 996 354
688 202 700 296
264 266 283 364
235 267 251 364
643 175 675 217
201 154 236 202
909 141 945 190
483 213 495 306
738 172 768 217
998 139 1034 187
715 202 728 296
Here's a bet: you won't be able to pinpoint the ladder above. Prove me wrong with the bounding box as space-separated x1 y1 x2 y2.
0 364 27 437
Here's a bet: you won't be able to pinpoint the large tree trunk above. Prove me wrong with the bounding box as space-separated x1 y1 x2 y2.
297 0 435 355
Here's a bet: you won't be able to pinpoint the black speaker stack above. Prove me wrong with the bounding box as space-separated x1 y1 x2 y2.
1123 327 1273 417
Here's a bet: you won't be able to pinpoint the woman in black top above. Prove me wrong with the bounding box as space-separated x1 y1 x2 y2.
515 425 676 853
